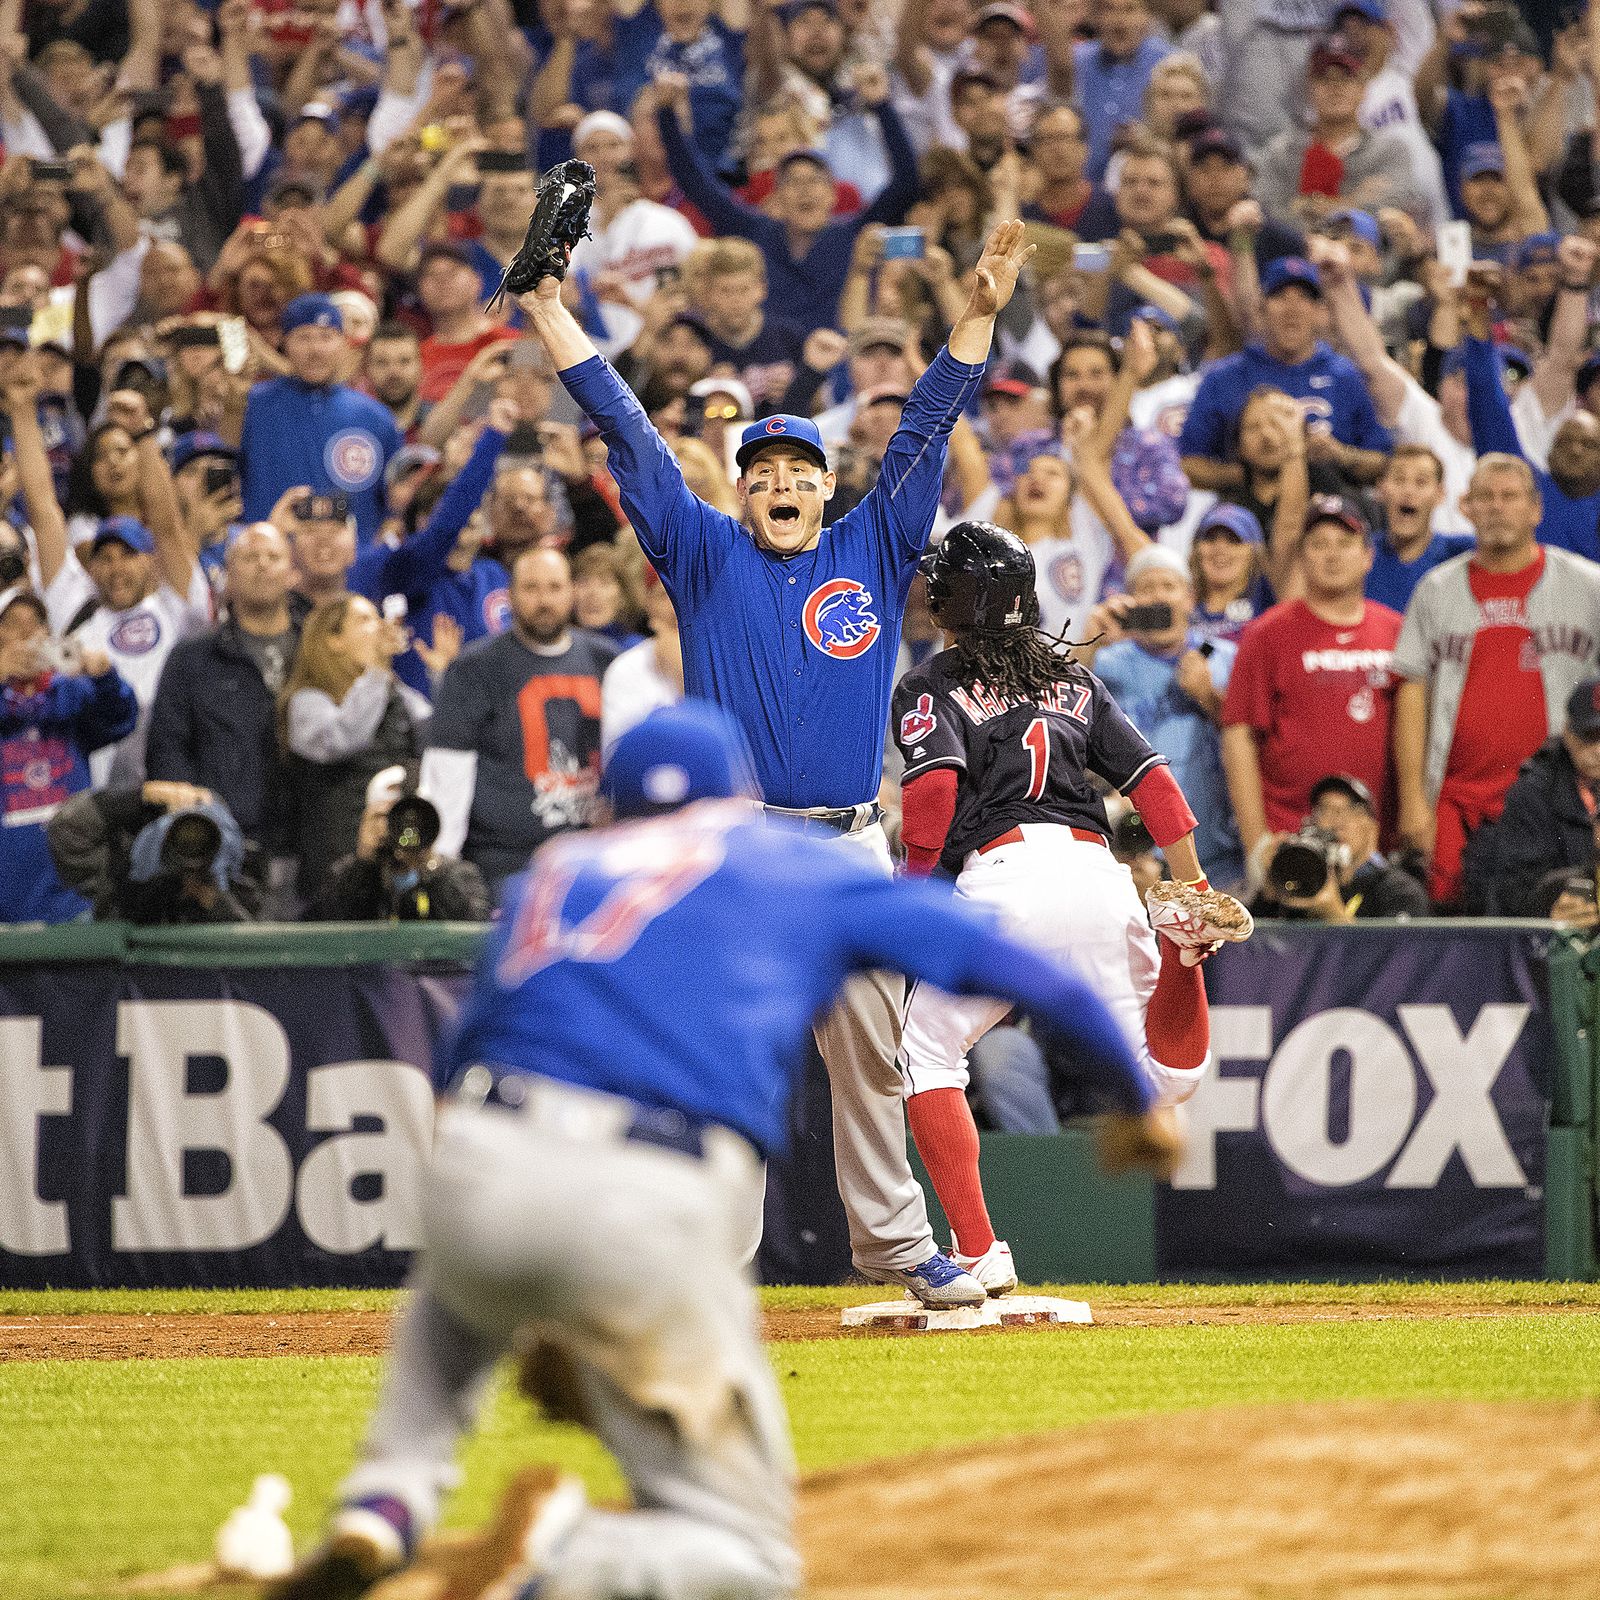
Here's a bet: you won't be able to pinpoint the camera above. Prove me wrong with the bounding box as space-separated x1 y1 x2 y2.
1121 602 1174 633
0 541 26 587
203 461 238 498
160 809 223 880
292 492 350 523
1267 822 1350 900
385 793 441 857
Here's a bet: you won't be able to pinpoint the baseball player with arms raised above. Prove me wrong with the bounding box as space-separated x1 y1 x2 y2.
273 701 1177 1600
891 523 1254 1294
516 220 1036 1309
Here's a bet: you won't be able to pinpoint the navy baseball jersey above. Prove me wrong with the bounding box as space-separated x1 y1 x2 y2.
561 348 984 808
427 628 619 881
444 800 1151 1155
892 647 1167 875
239 377 403 543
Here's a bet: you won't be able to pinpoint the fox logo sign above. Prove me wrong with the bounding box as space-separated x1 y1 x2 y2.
1174 1003 1533 1191
803 578 881 660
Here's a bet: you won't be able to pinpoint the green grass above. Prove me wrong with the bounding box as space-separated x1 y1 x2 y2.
5 1286 1600 1599
7 1279 1600 1317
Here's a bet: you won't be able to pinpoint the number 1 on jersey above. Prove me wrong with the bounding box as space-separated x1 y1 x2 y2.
1022 716 1050 801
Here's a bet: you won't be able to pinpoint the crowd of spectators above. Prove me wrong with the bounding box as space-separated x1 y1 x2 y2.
2 0 1600 932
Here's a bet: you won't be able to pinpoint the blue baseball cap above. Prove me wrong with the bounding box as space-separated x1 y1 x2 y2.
1132 302 1180 334
1325 207 1381 248
1333 0 1387 22
168 431 236 473
281 293 344 336
1461 141 1506 181
1515 230 1562 270
91 515 155 555
601 700 759 818
734 414 829 473
1195 503 1264 545
1261 256 1323 298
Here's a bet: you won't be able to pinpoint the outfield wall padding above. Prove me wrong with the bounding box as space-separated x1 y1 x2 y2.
0 920 1591 1287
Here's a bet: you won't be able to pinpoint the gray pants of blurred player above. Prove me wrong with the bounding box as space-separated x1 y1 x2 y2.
804 819 940 1276
341 1085 799 1600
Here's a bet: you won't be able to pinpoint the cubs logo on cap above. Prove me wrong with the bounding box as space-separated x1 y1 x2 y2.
803 578 880 660
735 413 828 472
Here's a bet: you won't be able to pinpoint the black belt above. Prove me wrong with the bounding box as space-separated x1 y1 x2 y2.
761 801 882 836
455 1065 712 1160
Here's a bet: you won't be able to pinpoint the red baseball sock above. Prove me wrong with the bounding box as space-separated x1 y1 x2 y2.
907 1087 995 1257
1145 938 1210 1071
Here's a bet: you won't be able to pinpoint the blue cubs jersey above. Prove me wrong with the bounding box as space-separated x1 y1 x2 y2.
561 349 984 808
239 378 403 543
444 801 1149 1154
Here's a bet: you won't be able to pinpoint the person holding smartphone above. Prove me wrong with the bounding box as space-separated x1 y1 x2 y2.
1087 545 1243 886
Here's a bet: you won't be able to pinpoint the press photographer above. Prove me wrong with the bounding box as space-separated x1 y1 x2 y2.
46 781 259 924
305 766 490 922
1264 775 1429 922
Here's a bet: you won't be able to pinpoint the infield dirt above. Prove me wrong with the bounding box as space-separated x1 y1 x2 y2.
798 1398 1600 1599
4 1297 1595 1361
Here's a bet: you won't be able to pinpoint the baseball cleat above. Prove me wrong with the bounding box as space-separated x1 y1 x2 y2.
363 1468 586 1600
268 1499 411 1600
953 1239 1018 1297
870 1251 988 1308
1145 881 1254 965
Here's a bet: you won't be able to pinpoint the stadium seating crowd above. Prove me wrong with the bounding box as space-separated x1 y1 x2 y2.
2 0 1599 932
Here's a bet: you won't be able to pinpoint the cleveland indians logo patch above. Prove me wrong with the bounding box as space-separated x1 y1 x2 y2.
803 578 880 660
899 693 936 742
325 429 381 491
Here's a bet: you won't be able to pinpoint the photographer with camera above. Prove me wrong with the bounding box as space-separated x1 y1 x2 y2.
46 780 259 923
0 585 137 921
1264 773 1429 921
305 765 489 922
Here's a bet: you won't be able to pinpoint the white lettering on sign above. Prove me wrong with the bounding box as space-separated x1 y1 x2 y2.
1173 1003 1531 1191
298 1062 435 1253
0 1018 71 1254
112 1000 294 1251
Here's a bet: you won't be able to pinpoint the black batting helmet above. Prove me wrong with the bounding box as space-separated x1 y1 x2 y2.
921 520 1039 630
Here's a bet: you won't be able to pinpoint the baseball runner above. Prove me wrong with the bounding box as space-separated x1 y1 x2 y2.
272 701 1178 1600
516 182 1037 1307
891 523 1254 1294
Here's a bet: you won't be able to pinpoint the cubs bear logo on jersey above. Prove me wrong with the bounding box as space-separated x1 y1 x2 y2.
325 429 381 491
899 692 937 743
803 578 880 660
108 611 161 656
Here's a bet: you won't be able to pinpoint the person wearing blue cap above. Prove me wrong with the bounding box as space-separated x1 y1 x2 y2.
275 696 1176 1600
238 294 402 544
1 370 211 790
519 220 1034 1312
1180 254 1393 492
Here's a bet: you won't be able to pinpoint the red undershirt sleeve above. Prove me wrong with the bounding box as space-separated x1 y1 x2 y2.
1127 762 1198 850
900 768 959 876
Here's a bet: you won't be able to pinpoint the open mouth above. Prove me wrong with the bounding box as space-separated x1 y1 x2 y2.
770 505 801 525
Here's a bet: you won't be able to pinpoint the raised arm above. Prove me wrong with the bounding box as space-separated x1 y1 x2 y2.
376 137 485 275
519 279 706 570
1489 74 1552 237
2 358 67 586
1317 237 1408 426
1460 271 1524 461
854 71 921 227
107 389 195 597
655 78 773 243
1529 234 1597 421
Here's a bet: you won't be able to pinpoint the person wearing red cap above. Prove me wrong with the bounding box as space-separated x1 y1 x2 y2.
1255 36 1434 226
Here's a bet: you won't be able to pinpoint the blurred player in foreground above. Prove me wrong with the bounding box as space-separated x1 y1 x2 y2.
892 523 1254 1295
274 700 1179 1600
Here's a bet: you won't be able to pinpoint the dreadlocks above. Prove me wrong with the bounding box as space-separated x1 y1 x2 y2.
950 625 1095 704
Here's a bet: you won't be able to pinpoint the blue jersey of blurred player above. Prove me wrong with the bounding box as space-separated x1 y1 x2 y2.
274 700 1179 1600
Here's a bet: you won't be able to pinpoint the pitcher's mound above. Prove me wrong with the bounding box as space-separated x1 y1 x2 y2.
797 1398 1600 1599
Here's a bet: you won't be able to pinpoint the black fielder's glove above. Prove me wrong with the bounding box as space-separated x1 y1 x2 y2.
486 159 596 310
